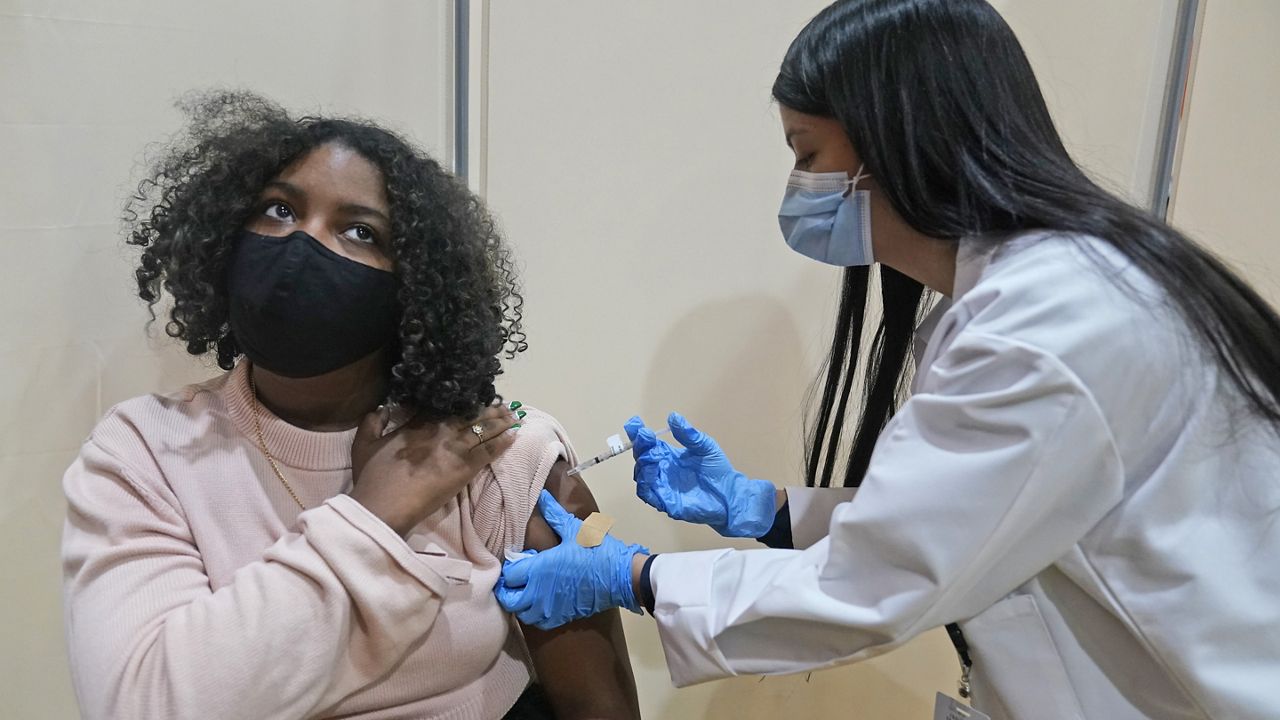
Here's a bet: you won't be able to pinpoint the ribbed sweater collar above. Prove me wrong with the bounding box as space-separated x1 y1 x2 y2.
223 362 357 472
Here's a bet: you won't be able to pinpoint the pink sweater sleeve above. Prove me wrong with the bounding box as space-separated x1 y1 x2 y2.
468 406 579 557
62 435 451 720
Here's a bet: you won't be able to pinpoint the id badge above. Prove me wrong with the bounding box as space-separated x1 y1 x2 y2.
933 693 991 720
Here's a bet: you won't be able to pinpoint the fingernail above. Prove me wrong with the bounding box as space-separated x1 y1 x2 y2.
517 410 527 419
509 401 523 410
513 423 523 430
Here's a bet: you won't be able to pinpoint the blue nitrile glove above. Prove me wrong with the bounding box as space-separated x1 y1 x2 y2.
624 412 778 538
494 491 649 630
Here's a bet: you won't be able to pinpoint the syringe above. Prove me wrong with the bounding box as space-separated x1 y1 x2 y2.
567 428 672 477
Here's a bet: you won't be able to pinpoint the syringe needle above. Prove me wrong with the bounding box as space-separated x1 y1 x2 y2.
567 427 672 477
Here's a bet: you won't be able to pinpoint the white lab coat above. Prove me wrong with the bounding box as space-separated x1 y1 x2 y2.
648 232 1280 719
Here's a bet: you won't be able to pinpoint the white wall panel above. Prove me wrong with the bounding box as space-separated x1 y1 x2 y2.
1171 0 1280 305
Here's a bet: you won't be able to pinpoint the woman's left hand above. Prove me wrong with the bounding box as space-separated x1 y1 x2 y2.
495 491 649 630
626 413 780 538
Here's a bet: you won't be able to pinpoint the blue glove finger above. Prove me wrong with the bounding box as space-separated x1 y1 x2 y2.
495 583 535 614
633 437 675 497
634 471 669 512
533 616 564 631
635 437 673 466
637 427 679 466
499 554 535 588
632 425 663 457
668 412 720 456
636 432 685 510
528 606 569 631
536 490 578 540
623 416 646 443
517 606 549 628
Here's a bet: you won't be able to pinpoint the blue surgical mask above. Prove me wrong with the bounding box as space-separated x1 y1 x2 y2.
778 166 874 267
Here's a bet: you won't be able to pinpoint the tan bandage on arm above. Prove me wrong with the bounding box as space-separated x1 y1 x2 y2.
576 512 616 548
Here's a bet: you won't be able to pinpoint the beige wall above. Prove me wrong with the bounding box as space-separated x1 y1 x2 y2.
1171 0 1280 305
0 2 454 717
990 0 1179 204
481 1 1177 717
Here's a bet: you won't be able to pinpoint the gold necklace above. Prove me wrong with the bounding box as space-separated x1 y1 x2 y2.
248 371 307 511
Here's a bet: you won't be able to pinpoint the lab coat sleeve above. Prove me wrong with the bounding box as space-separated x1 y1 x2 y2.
648 332 1124 687
784 487 858 549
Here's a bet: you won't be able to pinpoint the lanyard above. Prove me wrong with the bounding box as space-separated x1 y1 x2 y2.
945 622 973 699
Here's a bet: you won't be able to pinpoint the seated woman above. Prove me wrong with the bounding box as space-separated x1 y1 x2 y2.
60 91 639 720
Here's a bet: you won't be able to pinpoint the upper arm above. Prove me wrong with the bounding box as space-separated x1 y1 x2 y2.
524 459 598 548
63 440 209 644
473 408 638 716
518 459 640 720
471 407 588 556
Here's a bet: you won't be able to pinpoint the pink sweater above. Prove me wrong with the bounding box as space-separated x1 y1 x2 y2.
62 362 577 720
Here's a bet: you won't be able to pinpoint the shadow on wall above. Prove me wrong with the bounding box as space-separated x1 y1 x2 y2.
639 291 814 487
636 291 812 556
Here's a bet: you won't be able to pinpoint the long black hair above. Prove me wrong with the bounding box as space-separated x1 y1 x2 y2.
773 0 1280 488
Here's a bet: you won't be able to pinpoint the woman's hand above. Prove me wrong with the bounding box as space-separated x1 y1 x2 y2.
626 412 779 538
496 491 648 630
350 403 519 536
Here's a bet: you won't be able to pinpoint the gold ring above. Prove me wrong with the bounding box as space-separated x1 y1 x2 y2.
471 424 486 444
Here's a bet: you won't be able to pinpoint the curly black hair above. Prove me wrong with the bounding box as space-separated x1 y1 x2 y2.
125 90 526 420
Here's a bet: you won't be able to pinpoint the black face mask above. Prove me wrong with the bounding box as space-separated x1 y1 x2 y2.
228 230 399 378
